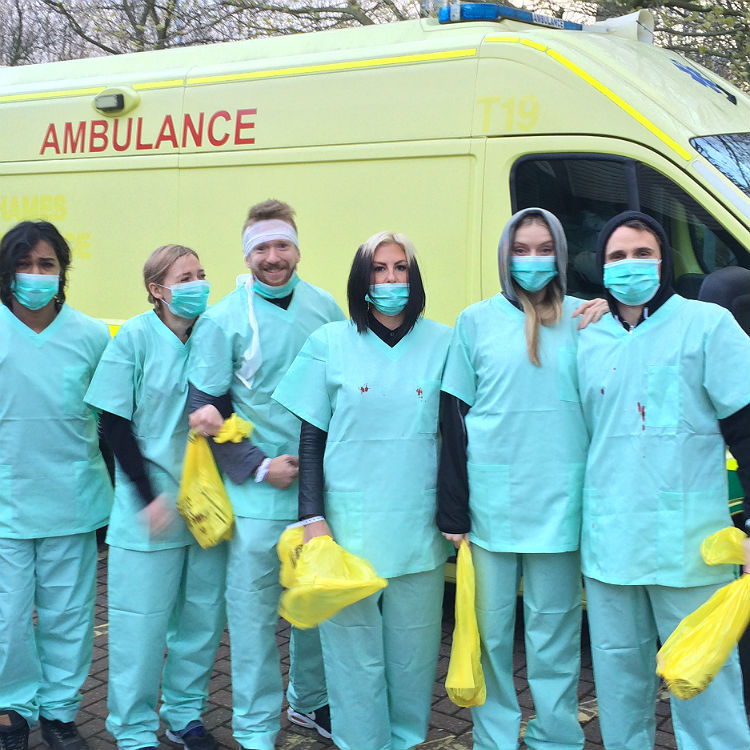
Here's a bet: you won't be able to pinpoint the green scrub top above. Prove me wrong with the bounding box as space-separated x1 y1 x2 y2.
273 318 452 579
577 295 750 587
85 311 194 551
188 280 344 520
0 304 113 539
441 294 588 553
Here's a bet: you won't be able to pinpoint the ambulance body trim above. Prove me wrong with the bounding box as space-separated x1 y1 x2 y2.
485 36 692 162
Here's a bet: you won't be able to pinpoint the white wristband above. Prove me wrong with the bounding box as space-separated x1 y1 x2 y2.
254 457 272 483
300 515 325 526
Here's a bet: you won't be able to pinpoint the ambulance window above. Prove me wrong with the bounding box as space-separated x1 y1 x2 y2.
512 155 748 299
691 133 750 198
635 162 747 295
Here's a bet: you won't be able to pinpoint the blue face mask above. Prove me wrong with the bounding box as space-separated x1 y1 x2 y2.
12 273 59 310
603 259 661 306
510 256 558 293
366 283 410 316
161 280 210 319
253 271 300 300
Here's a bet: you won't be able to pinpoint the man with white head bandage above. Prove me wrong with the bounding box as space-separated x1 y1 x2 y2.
187 199 344 750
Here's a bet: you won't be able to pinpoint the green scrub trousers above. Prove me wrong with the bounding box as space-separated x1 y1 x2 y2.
0 533 97 726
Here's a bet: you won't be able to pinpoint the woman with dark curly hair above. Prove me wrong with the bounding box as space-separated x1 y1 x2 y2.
0 220 113 750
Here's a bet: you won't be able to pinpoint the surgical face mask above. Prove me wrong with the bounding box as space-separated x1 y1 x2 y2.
510 256 558 292
160 280 210 319
366 283 410 316
11 272 59 310
253 271 300 300
603 259 661 306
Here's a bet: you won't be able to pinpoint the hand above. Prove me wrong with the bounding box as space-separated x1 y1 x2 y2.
139 493 177 538
442 532 470 549
744 536 749 575
572 298 609 330
264 455 299 489
189 404 224 437
303 519 332 544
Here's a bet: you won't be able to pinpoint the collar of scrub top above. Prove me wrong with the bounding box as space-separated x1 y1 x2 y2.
497 206 569 311
367 309 410 347
596 210 675 326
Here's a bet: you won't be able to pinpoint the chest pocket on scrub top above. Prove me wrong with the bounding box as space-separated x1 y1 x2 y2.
646 365 680 430
62 365 91 416
417 380 441 434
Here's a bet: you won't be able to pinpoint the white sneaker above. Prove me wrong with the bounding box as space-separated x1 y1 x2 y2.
286 705 332 739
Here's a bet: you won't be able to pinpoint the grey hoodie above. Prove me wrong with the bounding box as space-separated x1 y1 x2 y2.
497 207 568 306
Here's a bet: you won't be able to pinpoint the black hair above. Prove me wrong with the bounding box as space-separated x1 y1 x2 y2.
347 240 426 334
0 221 70 309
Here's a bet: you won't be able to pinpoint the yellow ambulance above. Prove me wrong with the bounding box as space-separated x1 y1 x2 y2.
0 2 748 327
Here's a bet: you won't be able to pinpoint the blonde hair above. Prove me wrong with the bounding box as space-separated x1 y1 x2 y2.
358 231 417 264
512 214 563 366
143 244 199 308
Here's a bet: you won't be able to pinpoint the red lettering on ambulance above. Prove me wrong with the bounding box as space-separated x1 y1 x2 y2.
112 118 133 152
39 107 258 155
40 124 60 155
182 113 204 148
235 109 256 145
89 120 109 152
135 118 153 150
155 115 178 149
207 111 230 146
64 122 86 154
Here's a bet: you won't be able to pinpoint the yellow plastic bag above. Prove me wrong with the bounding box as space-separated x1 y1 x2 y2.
656 527 750 699
177 420 247 548
277 526 387 629
446 541 486 707
213 413 254 444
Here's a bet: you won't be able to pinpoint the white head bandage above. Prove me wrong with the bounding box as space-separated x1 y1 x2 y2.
242 220 299 258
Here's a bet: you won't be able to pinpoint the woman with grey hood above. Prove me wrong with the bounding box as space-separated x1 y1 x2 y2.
437 208 605 750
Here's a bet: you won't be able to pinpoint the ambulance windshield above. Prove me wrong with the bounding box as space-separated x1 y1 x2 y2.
691 132 750 198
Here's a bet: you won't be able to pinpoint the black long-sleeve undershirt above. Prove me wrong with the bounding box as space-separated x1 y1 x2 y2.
436 392 471 534
187 384 266 484
99 411 156 506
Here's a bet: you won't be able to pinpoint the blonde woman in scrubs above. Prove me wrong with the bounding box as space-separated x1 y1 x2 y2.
273 231 451 750
438 208 603 750
85 245 226 750
0 221 113 750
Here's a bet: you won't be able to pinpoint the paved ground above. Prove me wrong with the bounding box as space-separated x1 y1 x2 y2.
25 546 688 750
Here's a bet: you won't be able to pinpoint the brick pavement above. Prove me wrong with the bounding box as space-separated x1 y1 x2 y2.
25 546 683 750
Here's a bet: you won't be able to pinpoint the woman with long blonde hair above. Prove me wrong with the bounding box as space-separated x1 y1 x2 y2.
438 207 605 750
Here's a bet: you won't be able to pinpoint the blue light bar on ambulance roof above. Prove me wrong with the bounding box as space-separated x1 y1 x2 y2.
438 2 584 30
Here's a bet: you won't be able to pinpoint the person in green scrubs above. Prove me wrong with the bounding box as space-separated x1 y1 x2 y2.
187 200 344 750
438 207 604 750
273 231 452 750
0 221 113 750
578 210 750 750
85 244 225 750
